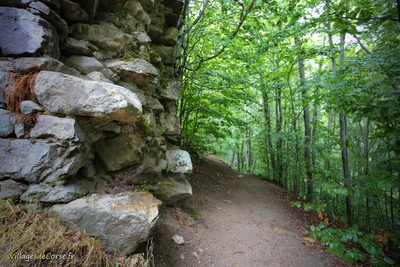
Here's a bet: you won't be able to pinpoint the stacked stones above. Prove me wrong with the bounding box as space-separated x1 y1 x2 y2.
0 0 192 254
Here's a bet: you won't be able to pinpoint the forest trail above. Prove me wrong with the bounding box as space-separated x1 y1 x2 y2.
154 156 345 267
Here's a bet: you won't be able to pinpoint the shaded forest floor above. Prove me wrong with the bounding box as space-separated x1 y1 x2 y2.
154 156 347 267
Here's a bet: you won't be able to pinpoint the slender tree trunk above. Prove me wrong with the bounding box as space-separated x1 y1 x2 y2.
237 143 241 173
240 140 245 172
340 113 354 224
295 37 313 202
364 118 371 226
251 153 258 173
230 150 235 166
262 90 277 181
390 187 394 230
245 129 252 173
275 84 283 185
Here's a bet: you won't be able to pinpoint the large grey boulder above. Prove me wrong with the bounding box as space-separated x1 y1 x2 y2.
0 109 13 137
64 55 104 75
166 149 193 173
0 139 89 183
28 1 69 34
106 59 158 87
0 7 59 57
30 115 83 141
154 173 192 205
0 179 28 202
12 57 76 75
21 181 90 203
49 192 162 254
70 22 134 51
93 134 144 171
34 71 142 122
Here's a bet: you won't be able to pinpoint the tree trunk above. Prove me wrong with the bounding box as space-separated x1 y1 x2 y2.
363 118 371 226
262 90 277 181
245 129 252 173
340 113 354 225
295 37 313 202
251 153 258 174
275 82 284 185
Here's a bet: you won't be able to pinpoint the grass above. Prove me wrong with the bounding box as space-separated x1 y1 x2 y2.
0 200 153 267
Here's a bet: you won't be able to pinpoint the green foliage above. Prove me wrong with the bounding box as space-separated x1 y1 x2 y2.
307 223 396 266
139 181 154 195
178 0 400 261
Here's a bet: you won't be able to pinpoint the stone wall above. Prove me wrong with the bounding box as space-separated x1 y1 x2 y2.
0 0 192 205
0 0 193 254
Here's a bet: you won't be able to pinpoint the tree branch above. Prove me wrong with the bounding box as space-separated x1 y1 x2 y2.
201 0 257 62
353 34 400 99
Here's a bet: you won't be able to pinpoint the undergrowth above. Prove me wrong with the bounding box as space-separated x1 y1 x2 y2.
292 201 399 266
0 200 152 267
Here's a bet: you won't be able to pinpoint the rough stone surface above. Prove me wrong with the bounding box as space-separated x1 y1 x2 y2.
65 55 104 75
166 149 193 173
155 173 192 205
14 124 25 138
34 71 142 122
159 27 179 46
139 0 154 12
133 32 152 45
0 139 89 183
62 37 96 56
146 97 164 111
0 7 59 57
86 71 112 83
28 1 69 33
159 113 180 135
123 1 151 27
0 179 28 201
0 109 13 137
93 134 144 171
49 192 162 254
30 115 83 141
21 182 90 203
151 45 175 65
60 0 88 22
20 100 44 114
158 80 181 101
0 58 14 71
70 22 134 51
12 57 75 74
106 59 158 86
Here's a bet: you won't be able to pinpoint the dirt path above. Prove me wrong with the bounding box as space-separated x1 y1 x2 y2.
154 156 345 267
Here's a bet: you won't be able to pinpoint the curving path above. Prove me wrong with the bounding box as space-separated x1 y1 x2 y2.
154 156 345 267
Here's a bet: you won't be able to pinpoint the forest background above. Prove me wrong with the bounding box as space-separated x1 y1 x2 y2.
175 0 400 265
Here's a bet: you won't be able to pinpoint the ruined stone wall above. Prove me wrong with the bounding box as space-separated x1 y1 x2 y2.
0 0 192 204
